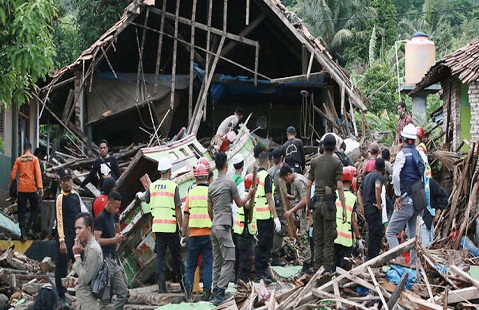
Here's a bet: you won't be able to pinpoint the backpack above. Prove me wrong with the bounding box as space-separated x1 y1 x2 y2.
90 259 109 298
408 148 427 212
9 179 17 199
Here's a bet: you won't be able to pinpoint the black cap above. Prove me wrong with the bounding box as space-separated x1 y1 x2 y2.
323 134 336 147
59 168 73 180
258 151 269 161
286 126 296 135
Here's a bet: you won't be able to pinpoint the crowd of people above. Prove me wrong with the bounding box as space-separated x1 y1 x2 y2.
8 101 449 308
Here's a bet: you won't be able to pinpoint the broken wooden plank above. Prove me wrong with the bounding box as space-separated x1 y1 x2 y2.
332 275 341 309
312 290 370 310
446 287 479 304
399 291 444 310
450 265 479 289
367 266 389 310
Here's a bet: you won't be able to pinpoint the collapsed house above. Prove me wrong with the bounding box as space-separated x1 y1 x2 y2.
39 0 366 156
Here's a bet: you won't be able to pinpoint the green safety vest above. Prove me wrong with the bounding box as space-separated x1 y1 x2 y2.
149 179 178 233
234 202 257 235
187 185 211 228
255 170 274 220
334 191 357 247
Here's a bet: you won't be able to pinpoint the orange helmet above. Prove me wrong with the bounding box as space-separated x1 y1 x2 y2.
194 164 209 177
197 157 210 169
244 173 254 189
416 126 425 139
342 166 358 182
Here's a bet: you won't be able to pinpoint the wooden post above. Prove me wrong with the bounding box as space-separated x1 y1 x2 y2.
188 36 226 134
170 0 180 110
50 89 75 159
341 85 350 136
137 7 149 102
153 0 167 95
188 0 197 123
350 96 358 136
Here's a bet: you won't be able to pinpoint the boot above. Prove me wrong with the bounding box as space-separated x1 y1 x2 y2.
184 288 193 302
28 223 35 238
271 257 286 267
204 289 211 301
263 269 277 283
20 227 27 242
212 288 225 306
158 281 167 293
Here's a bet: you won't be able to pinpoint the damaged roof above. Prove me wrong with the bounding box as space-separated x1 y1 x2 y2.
412 37 479 94
42 0 366 111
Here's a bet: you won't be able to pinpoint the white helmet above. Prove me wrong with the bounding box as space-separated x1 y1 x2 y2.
401 123 417 140
157 157 172 172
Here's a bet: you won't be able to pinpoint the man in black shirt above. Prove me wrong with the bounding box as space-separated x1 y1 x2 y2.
282 126 305 173
94 191 129 309
420 178 448 247
81 139 121 191
358 158 385 260
54 168 88 307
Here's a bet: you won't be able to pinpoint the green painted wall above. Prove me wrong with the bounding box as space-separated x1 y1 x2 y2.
460 84 471 152
0 154 11 189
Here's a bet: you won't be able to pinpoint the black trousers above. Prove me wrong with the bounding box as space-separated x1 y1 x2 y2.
54 235 75 299
255 219 273 274
234 232 254 282
154 232 185 290
333 244 353 271
364 207 384 260
17 192 39 229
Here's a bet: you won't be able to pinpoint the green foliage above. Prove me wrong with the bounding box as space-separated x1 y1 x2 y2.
355 110 398 145
370 0 397 50
73 0 129 50
52 1 83 67
295 0 376 59
0 0 57 107
359 63 398 115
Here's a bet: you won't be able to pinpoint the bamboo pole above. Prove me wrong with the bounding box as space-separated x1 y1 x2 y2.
153 0 167 95
170 0 180 110
188 0 197 123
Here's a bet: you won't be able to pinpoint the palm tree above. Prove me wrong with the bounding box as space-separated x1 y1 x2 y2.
295 0 377 59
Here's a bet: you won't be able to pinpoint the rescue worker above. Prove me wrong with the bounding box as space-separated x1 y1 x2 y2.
54 168 89 308
268 148 287 267
363 142 380 176
9 142 43 241
231 154 245 226
94 191 129 309
306 134 346 273
387 124 424 265
136 157 184 292
233 173 256 284
216 107 244 137
208 152 255 306
358 158 385 260
73 212 103 310
81 139 121 191
420 178 448 247
282 126 305 173
334 166 360 270
181 164 213 302
254 152 281 283
395 102 414 145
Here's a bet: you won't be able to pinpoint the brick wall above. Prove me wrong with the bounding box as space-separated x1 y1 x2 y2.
441 76 462 150
469 81 479 145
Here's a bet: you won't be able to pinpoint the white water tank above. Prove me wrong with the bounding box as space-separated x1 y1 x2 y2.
405 32 435 85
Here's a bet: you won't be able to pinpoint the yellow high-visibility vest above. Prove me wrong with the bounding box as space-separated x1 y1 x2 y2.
149 179 178 233
255 170 274 220
188 185 211 228
234 193 257 235
334 191 356 247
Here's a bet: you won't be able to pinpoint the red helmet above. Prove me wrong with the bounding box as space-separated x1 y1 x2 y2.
352 177 358 192
194 164 209 177
342 166 358 182
197 157 210 169
244 173 254 189
416 126 425 139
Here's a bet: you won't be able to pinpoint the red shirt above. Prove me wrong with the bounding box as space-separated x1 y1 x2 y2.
396 114 414 144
